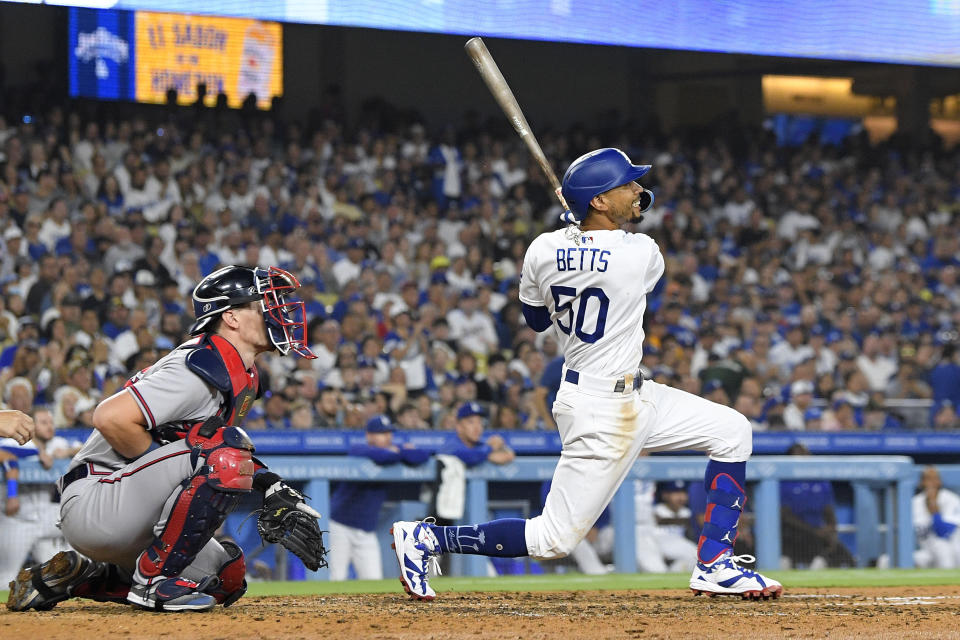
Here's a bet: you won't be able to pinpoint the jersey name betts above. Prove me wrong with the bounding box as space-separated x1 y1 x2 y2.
519 228 664 378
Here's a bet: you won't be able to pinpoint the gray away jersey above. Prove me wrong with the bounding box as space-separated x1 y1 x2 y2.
67 347 222 473
519 227 664 378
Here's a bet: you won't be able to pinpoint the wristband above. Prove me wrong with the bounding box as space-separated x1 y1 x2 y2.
6 477 17 499
124 440 160 463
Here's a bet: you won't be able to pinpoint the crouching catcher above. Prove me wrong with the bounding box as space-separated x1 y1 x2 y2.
6 266 327 613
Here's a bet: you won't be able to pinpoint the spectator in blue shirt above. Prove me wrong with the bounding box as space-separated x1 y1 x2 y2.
431 402 516 573
328 415 431 580
432 402 516 534
0 318 39 371
780 443 855 568
438 402 515 468
931 400 960 430
929 344 960 408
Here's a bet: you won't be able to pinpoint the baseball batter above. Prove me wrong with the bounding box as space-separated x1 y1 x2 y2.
7 265 326 613
393 148 782 600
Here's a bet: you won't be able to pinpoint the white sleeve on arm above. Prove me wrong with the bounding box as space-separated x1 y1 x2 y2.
126 359 222 430
518 241 544 306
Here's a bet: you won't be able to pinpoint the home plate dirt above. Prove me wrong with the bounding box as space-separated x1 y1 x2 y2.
3 586 960 639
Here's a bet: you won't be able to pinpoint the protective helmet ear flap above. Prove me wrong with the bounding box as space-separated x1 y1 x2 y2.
638 189 654 213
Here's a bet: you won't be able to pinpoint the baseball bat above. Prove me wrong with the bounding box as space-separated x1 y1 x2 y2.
464 37 571 211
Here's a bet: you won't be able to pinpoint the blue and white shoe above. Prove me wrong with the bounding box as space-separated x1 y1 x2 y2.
689 552 783 600
390 519 442 601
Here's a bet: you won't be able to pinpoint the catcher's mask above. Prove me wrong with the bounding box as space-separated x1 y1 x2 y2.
190 265 316 359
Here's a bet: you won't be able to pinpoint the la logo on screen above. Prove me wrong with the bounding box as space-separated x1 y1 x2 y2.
75 26 129 80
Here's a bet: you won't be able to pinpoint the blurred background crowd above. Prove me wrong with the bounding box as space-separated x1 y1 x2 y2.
0 89 958 437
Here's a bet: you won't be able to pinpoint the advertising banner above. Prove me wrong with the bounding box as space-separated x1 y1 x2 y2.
68 7 282 108
134 11 281 108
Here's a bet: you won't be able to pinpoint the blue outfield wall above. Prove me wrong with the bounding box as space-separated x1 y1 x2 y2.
18 455 925 579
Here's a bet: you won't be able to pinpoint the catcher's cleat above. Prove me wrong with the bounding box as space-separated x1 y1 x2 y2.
390 519 442 601
127 576 217 612
7 550 99 611
689 552 783 600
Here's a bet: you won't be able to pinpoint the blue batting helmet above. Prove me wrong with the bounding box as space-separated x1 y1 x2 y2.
560 148 653 222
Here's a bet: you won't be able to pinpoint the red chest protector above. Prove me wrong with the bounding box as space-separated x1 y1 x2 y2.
181 333 261 426
125 334 260 440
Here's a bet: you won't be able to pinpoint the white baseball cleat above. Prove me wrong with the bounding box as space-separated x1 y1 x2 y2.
390 519 442 601
689 552 783 600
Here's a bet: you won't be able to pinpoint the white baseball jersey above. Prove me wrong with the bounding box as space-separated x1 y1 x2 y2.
519 228 664 377
913 488 960 542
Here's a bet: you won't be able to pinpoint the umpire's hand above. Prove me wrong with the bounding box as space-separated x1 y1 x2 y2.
0 410 35 445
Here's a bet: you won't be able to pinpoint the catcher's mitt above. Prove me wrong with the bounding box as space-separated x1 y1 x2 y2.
257 481 328 571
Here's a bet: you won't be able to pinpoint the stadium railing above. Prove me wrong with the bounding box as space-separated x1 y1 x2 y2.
52 428 960 455
18 454 918 578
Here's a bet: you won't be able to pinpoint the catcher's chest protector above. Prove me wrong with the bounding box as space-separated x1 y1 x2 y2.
183 333 261 425
122 333 260 439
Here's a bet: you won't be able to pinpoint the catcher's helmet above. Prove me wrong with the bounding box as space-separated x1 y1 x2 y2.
560 148 653 222
190 265 315 358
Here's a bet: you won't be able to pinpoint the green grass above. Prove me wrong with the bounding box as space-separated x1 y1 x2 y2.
4 569 958 602
240 569 960 596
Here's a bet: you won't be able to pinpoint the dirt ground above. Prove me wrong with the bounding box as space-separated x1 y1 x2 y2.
4 586 960 639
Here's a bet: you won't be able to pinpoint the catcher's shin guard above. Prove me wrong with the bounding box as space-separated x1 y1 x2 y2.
135 474 243 582
205 540 247 607
135 422 255 583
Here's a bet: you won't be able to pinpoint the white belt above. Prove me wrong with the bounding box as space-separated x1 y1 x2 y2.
562 366 642 397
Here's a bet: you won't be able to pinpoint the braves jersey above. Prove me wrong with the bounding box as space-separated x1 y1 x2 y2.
519 228 664 377
66 348 221 473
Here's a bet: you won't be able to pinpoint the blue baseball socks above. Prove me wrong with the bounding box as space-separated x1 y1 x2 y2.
428 518 529 557
426 462 746 563
697 459 747 564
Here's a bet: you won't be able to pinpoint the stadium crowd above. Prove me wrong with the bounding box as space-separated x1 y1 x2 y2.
0 93 958 437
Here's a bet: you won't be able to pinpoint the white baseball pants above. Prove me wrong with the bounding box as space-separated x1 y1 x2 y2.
0 490 71 585
525 377 751 560
327 519 384 580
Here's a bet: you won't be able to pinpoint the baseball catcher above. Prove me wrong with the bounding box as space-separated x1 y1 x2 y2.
7 265 327 613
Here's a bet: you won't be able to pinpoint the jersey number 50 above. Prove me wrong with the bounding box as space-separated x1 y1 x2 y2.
551 285 609 343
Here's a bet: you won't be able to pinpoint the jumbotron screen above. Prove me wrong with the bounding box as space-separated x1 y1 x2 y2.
14 0 960 67
68 7 282 108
